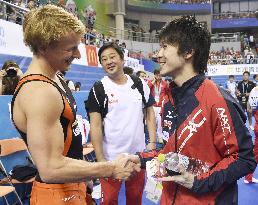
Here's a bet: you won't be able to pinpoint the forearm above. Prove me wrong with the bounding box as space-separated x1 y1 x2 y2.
192 151 256 194
146 107 156 143
90 128 106 162
40 157 114 183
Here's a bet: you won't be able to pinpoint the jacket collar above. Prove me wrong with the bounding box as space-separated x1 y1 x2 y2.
170 74 206 96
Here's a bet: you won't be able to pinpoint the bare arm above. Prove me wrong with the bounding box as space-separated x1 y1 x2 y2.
19 83 138 183
89 112 106 162
247 102 252 114
145 106 156 150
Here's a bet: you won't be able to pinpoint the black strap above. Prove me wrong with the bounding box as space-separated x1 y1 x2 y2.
85 80 108 119
95 81 108 119
129 75 147 106
87 75 147 119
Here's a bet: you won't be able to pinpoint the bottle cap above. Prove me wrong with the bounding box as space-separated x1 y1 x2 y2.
157 153 165 163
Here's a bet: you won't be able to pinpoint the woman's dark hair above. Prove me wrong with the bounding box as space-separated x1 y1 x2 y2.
98 42 124 63
2 60 19 71
159 16 211 74
1 60 21 95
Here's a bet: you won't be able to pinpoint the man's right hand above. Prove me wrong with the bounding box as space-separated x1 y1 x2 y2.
111 154 141 180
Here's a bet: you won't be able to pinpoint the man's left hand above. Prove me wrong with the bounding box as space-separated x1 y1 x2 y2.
157 166 195 189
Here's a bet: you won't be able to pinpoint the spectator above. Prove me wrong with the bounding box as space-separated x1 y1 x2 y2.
75 82 81 91
121 42 126 49
0 60 23 95
245 86 258 183
254 74 258 86
237 71 256 130
148 68 168 143
224 75 237 98
27 0 36 10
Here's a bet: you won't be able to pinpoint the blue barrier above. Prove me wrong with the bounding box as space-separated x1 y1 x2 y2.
0 91 89 140
142 59 160 73
0 95 18 139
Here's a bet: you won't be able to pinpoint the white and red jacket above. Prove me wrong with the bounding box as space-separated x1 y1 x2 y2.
140 74 256 205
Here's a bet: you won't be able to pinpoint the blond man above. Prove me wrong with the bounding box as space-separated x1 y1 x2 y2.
11 5 140 205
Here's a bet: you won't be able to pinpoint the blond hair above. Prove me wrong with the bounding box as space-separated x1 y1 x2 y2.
23 4 85 54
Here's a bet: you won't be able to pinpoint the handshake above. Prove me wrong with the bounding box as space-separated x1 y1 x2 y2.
110 153 141 181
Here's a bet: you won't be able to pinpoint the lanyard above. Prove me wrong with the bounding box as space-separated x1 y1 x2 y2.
154 81 162 98
242 82 248 94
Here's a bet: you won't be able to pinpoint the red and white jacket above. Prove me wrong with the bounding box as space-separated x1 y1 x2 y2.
141 75 256 205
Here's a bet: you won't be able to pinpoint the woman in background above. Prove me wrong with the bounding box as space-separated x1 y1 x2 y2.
0 60 23 95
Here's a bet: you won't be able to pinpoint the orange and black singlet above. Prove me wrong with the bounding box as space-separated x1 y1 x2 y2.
11 74 83 182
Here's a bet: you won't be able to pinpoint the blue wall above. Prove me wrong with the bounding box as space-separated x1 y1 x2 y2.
212 18 258 29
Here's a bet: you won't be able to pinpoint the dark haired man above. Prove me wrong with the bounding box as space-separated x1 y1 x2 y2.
237 71 256 130
139 16 256 205
86 43 156 205
148 68 168 143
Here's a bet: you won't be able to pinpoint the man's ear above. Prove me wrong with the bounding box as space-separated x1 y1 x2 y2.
38 46 47 56
184 49 194 60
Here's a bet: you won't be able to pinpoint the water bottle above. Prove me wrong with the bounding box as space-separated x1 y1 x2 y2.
157 152 210 176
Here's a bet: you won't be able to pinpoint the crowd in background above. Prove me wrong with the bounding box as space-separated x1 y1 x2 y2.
162 0 210 3
213 11 257 20
208 46 257 65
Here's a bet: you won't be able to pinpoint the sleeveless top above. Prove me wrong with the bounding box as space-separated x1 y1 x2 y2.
11 74 83 182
